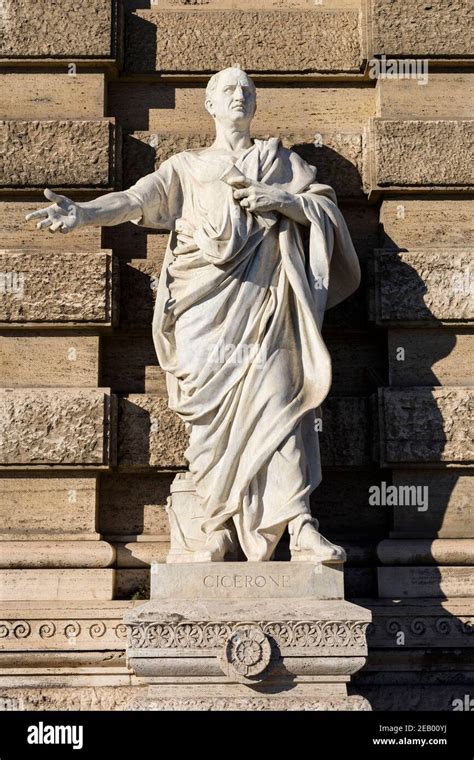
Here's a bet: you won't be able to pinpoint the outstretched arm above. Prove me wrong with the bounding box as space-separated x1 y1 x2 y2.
25 188 142 234
225 175 309 226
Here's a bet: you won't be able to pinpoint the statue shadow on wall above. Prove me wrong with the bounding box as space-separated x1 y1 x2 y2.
344 227 469 711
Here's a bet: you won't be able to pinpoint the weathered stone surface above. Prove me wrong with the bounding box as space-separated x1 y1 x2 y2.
117 394 372 469
378 567 474 598
368 119 474 190
371 0 473 58
0 250 116 326
125 9 363 73
377 539 474 566
124 130 364 198
118 395 187 469
379 388 474 465
0 0 118 60
99 473 173 539
0 336 99 387
0 475 98 540
151 562 344 601
0 687 140 711
0 120 116 188
0 202 102 251
371 250 474 324
376 74 474 119
380 199 474 250
0 541 115 568
0 570 115 601
390 469 474 538
0 389 114 467
0 74 105 120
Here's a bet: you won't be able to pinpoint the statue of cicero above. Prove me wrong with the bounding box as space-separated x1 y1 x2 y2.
27 67 360 564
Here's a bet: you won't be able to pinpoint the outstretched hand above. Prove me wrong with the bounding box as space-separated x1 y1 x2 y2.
25 189 84 233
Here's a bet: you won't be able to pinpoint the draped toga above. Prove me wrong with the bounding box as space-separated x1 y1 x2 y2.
124 138 360 561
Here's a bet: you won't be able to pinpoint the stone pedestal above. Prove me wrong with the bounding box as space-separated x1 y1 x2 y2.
124 562 372 710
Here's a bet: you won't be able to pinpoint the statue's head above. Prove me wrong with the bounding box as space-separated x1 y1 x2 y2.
205 67 256 130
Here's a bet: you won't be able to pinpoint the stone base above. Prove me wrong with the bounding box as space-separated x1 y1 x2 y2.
126 693 372 711
124 561 371 711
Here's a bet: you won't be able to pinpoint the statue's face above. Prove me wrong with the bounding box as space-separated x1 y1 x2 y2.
206 69 256 129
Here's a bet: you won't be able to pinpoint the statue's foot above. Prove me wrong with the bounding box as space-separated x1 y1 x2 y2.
193 528 235 562
289 516 346 563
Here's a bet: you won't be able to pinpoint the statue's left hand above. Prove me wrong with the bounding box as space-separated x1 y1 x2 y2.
226 175 291 214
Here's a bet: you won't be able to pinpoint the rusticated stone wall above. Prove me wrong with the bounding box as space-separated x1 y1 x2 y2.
0 0 472 711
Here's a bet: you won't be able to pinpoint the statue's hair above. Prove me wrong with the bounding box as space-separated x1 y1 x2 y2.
205 67 256 102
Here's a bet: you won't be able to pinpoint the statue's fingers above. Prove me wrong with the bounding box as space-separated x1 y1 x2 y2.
49 220 63 232
226 175 252 188
233 188 250 199
44 188 71 208
25 208 49 221
37 218 53 230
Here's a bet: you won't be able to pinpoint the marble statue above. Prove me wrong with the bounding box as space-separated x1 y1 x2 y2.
26 67 361 564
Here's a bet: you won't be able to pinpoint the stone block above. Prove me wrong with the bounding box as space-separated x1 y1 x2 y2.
0 475 98 541
0 250 117 327
371 0 473 58
0 570 115 601
0 601 131 651
0 389 115 468
319 396 372 467
390 469 474 538
376 74 474 120
0 336 99 388
0 0 119 61
388 330 474 387
371 249 474 324
367 119 474 192
151 561 344 601
312 471 390 540
0 120 117 189
379 199 474 250
0 74 105 120
101 332 158 394
377 539 474 566
379 387 474 465
365 598 474 648
124 9 363 74
0 542 116 569
118 395 187 469
378 566 474 598
99 473 173 539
